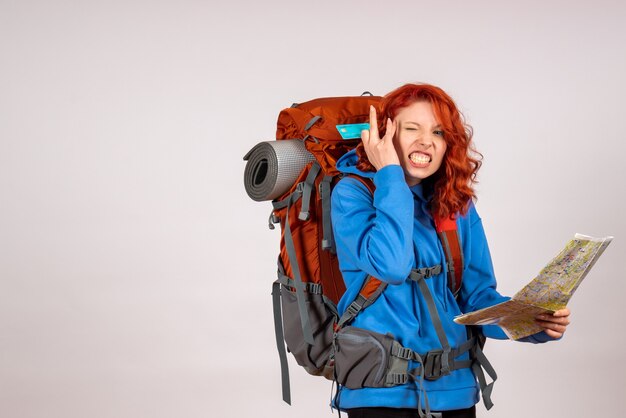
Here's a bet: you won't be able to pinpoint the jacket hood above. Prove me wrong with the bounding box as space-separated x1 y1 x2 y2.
336 149 376 178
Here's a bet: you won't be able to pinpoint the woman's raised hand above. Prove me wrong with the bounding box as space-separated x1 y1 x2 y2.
361 105 400 171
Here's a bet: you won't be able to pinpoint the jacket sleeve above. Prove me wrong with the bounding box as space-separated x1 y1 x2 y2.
330 165 414 284
458 203 556 343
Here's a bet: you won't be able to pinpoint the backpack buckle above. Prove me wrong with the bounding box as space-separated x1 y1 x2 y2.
423 349 449 381
424 265 442 278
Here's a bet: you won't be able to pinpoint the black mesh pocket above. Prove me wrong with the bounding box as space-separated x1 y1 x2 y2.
280 285 336 378
333 327 396 388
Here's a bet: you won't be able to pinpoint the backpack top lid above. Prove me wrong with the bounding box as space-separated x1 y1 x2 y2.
276 95 382 176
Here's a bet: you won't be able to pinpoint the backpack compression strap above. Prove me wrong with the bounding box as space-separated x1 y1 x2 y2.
271 167 319 346
269 164 321 405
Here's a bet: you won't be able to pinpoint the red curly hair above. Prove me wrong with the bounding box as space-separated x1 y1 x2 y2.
355 83 482 219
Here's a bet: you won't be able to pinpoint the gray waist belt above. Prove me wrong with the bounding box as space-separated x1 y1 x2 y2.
388 336 476 385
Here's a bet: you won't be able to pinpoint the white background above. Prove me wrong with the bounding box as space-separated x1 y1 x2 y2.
1 1 625 417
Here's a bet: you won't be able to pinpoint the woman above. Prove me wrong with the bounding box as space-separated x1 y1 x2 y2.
330 83 570 418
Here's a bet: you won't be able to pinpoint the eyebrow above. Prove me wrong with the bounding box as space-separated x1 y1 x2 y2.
404 121 442 129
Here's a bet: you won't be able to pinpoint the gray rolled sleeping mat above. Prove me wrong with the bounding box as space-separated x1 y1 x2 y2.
243 139 315 202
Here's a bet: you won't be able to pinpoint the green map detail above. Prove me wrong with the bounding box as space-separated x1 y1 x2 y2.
514 237 607 311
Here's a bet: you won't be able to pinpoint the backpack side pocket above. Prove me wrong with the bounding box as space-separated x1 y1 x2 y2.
333 326 397 388
280 284 336 378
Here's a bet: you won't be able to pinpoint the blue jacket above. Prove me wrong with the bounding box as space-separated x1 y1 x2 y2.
331 150 552 411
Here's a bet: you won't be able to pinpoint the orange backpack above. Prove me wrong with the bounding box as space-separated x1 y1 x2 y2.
247 94 470 406
267 94 382 404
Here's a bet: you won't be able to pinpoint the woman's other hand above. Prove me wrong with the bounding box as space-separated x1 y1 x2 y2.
361 105 400 171
535 308 571 339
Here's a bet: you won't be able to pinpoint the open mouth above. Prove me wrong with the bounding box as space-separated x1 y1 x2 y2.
409 151 431 165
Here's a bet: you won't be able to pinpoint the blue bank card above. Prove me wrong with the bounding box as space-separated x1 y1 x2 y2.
336 123 370 140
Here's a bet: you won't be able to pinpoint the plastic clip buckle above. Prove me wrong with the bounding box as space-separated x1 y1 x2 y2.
396 346 413 361
346 301 362 317
423 349 448 381
307 282 322 295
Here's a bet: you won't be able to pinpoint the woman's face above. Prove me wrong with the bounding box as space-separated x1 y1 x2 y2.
393 100 447 186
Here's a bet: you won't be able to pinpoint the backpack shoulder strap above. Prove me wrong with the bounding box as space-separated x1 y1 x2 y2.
433 215 464 298
336 276 387 329
344 173 374 191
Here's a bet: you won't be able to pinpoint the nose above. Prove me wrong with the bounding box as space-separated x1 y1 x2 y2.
417 133 433 148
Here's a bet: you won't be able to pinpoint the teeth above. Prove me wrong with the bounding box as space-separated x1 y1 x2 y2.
410 152 431 164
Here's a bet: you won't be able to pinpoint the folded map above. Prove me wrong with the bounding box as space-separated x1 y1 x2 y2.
454 234 613 340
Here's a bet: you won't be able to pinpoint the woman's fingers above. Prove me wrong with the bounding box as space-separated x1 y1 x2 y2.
361 105 400 170
552 308 570 317
536 319 567 338
361 128 370 144
384 117 396 141
369 105 379 141
544 328 564 339
536 319 568 330
536 309 571 338
536 311 570 326
365 105 395 144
